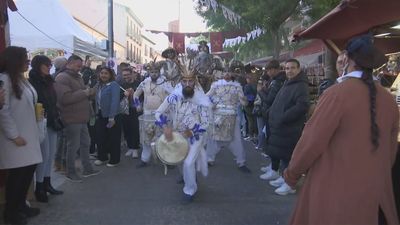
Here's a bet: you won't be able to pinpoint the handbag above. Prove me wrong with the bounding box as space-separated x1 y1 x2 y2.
51 117 65 131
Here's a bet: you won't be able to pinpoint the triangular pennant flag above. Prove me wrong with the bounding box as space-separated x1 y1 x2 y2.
210 0 218 12
256 28 262 36
222 7 228 19
205 0 211 9
251 30 257 39
230 39 236 47
236 36 241 44
247 32 252 41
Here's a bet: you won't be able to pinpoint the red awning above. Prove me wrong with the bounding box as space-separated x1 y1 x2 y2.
294 0 400 54
293 40 325 57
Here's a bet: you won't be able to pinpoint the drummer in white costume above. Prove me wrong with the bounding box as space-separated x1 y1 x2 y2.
206 71 251 173
155 67 211 203
133 61 170 168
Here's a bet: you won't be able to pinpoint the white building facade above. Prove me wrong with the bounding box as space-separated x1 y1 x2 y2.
60 0 154 64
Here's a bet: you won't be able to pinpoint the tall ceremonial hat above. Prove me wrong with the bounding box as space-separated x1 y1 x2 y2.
228 59 245 73
212 56 225 79
198 40 210 53
212 55 225 71
145 58 162 72
161 47 178 59
179 63 197 81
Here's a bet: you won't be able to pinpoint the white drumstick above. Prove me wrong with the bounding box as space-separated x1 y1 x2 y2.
119 86 127 92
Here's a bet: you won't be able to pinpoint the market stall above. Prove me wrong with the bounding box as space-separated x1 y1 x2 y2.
9 0 107 59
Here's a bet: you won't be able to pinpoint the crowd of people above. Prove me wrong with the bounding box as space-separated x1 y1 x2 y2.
0 33 398 225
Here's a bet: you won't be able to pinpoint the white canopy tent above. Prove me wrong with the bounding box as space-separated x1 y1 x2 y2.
9 0 107 59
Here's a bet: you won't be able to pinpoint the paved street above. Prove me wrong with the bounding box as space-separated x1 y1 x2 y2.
27 142 296 225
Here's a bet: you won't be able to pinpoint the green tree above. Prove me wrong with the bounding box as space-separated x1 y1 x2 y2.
304 0 342 22
195 0 341 62
196 0 301 60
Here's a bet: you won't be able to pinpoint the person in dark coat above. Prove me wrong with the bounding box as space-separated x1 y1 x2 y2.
243 74 258 142
118 67 141 159
81 57 99 155
258 60 286 177
259 63 286 122
29 55 64 203
265 58 309 196
81 56 96 87
317 51 345 96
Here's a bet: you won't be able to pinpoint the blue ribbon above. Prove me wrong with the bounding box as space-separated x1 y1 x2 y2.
155 114 169 128
133 97 141 107
209 96 215 104
189 123 206 145
167 94 178 103
246 94 255 102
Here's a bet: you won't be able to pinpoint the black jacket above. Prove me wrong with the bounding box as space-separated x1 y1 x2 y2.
265 71 310 161
259 71 286 120
28 70 60 129
318 78 336 96
81 66 97 88
119 79 141 108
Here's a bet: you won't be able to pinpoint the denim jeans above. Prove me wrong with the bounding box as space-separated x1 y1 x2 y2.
36 127 58 182
256 117 266 149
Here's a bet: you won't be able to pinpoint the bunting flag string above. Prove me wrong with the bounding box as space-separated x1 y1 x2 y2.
198 0 241 26
147 26 265 52
222 27 266 48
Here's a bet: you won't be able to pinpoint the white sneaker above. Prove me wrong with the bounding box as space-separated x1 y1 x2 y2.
106 163 119 167
94 160 106 166
274 182 296 195
269 176 285 187
131 149 139 159
259 170 279 180
260 165 271 173
125 149 133 157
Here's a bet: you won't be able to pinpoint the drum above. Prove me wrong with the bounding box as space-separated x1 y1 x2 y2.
156 132 189 165
138 114 160 145
212 112 236 142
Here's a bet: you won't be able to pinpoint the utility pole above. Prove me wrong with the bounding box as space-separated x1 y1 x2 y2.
108 0 114 58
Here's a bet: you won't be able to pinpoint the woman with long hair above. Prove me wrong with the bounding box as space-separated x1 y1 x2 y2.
284 35 399 224
0 46 42 224
29 55 64 203
93 67 123 167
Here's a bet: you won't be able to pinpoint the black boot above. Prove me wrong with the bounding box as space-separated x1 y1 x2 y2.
4 210 27 225
19 204 40 218
34 182 48 203
43 177 64 195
